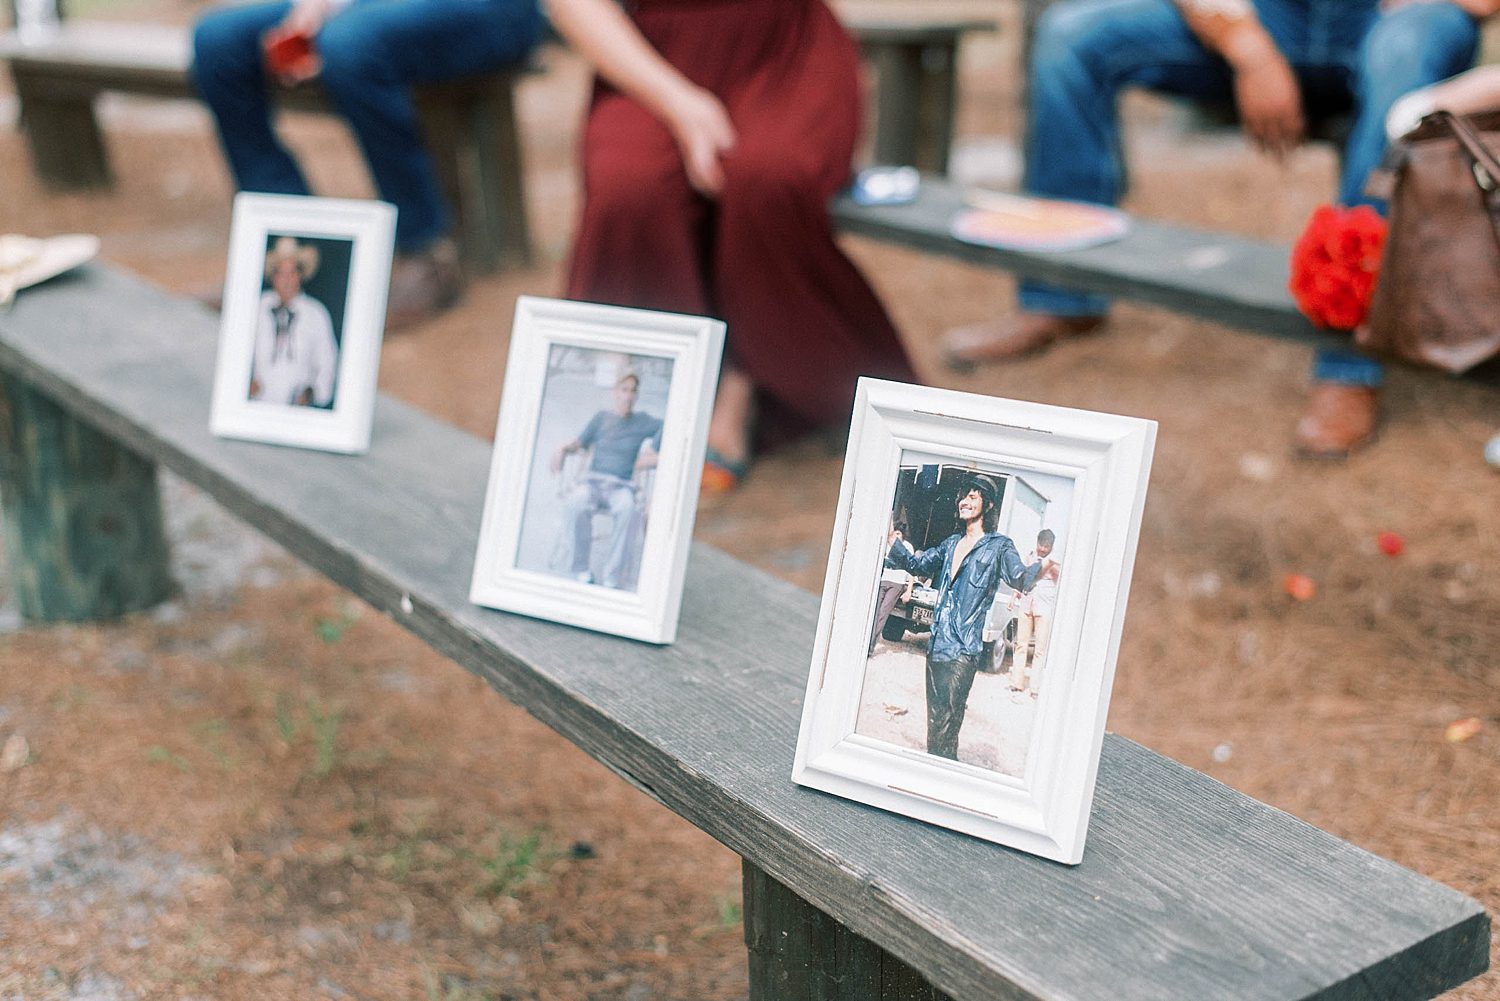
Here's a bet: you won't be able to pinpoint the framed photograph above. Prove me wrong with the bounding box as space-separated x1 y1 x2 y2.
469 296 725 644
209 192 395 454
793 379 1155 864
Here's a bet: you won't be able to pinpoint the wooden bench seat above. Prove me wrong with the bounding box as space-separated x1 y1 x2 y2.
831 175 1500 384
0 262 1488 998
0 21 531 273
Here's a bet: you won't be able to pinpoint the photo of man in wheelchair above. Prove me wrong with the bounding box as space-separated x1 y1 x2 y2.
545 363 665 591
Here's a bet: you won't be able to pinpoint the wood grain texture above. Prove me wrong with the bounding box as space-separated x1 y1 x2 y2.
744 860 955 1001
0 373 173 619
832 178 1500 397
0 264 1487 1000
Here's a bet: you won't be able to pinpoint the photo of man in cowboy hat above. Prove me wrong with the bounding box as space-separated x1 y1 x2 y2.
250 233 341 408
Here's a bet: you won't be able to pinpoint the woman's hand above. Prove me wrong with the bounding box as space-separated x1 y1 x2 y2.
663 85 737 197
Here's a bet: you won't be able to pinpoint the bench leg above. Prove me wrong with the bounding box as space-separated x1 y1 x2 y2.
11 77 114 190
868 45 956 176
911 44 958 177
418 81 531 275
0 375 173 621
742 860 955 1001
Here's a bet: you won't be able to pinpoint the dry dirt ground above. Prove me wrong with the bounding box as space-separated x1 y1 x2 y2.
2 1 1499 998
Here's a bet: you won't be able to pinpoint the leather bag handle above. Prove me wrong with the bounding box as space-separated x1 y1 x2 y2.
1431 110 1500 250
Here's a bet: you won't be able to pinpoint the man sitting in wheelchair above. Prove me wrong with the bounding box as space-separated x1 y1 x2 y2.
550 370 663 589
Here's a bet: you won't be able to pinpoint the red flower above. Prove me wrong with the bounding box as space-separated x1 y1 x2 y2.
1289 204 1387 331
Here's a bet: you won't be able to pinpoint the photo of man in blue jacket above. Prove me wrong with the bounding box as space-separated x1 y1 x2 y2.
884 476 1053 760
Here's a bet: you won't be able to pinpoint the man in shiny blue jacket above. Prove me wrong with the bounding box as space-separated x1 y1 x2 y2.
885 476 1050 760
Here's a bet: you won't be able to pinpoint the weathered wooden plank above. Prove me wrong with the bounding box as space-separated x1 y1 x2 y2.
831 178 1336 344
744 861 956 1001
0 264 1487 1000
0 373 173 619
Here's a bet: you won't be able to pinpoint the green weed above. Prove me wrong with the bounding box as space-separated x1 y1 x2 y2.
190 719 236 772
716 895 743 928
48 685 93 711
380 841 416 882
476 829 548 898
304 698 342 776
314 602 361 644
273 693 298 743
422 969 496 1001
145 745 191 773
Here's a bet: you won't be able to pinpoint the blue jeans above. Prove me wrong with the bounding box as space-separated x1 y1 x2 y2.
192 0 543 252
1020 0 1477 385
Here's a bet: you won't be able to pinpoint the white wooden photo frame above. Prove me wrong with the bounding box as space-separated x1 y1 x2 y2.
470 296 725 645
210 192 395 454
794 379 1155 863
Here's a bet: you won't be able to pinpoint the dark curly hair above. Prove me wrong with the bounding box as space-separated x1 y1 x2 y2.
956 475 999 532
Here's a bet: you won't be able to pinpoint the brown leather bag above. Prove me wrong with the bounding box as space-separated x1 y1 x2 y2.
1359 109 1500 374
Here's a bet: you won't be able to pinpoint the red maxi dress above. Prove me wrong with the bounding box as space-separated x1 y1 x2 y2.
564 0 917 435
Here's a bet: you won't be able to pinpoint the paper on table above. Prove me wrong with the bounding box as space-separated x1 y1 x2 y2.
0 234 100 308
951 191 1131 252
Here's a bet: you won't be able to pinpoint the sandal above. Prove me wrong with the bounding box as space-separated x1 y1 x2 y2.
701 447 749 495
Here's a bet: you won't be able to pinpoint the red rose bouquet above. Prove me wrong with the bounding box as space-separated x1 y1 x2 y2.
1288 204 1387 331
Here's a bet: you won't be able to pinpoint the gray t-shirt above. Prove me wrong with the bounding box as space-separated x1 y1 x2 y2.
578 410 664 480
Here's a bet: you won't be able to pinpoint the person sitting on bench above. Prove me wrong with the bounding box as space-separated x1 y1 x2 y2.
191 0 544 328
941 0 1495 459
544 0 917 492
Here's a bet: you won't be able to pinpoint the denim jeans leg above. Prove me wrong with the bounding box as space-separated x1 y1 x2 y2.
1341 1 1479 208
191 1 310 196
315 0 544 251
1019 0 1234 316
1313 350 1384 388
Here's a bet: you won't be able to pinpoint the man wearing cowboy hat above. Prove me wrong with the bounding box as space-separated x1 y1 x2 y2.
250 235 339 408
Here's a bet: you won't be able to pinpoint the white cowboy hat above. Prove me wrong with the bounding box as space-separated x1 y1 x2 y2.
263 235 320 283
0 233 101 307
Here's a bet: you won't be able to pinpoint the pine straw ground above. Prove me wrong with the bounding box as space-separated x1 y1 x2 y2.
1 2 1498 998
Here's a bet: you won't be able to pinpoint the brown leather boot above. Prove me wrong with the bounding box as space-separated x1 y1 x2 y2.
385 237 463 332
1294 382 1380 459
940 313 1105 372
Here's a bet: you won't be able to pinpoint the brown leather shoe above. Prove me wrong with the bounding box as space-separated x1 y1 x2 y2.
385 237 463 332
940 313 1105 372
1294 382 1380 459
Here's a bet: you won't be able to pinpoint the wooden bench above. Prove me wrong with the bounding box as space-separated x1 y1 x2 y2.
843 15 996 175
0 261 1489 998
0 21 531 273
831 175 1500 384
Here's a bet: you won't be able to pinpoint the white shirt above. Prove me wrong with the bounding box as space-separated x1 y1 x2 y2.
1020 548 1060 614
250 290 338 407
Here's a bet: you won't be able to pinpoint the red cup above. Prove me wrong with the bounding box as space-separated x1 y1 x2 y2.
262 25 319 83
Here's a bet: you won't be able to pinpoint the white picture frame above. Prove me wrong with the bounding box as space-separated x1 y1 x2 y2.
469 296 725 645
210 192 395 454
793 379 1156 864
